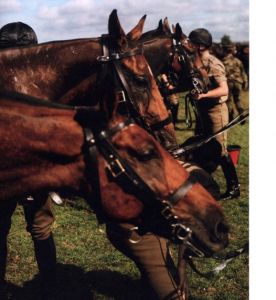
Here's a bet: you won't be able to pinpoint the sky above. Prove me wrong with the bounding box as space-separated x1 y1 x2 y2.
0 0 249 43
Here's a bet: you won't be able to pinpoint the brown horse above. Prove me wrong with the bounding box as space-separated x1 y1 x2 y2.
0 91 228 257
0 14 204 149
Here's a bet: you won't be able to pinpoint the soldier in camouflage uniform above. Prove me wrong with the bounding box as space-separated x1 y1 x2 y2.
222 44 248 120
188 28 240 201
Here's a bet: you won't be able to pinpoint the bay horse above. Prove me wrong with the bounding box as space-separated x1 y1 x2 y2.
0 14 206 150
0 91 229 257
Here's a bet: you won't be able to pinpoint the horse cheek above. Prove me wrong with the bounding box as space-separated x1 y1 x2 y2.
101 182 144 221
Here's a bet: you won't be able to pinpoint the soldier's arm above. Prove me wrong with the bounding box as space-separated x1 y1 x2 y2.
195 80 228 100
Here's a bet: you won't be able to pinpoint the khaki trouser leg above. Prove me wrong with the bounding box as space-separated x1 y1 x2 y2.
24 193 55 240
207 102 229 156
106 223 181 299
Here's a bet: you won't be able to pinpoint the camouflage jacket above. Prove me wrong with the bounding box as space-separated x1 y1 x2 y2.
222 54 248 85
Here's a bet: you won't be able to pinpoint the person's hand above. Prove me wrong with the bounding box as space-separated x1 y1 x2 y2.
191 93 204 100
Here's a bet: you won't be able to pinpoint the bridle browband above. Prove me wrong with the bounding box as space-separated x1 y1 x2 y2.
81 116 205 257
96 34 173 139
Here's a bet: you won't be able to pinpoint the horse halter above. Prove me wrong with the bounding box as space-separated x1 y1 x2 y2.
81 116 205 257
171 37 208 95
96 35 173 139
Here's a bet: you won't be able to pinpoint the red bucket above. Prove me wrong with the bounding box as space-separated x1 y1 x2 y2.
227 145 241 166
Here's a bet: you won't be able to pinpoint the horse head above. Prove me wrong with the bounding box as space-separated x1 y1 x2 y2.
0 87 228 257
93 9 178 151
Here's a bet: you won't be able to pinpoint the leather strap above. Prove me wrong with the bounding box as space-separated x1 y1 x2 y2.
169 175 196 205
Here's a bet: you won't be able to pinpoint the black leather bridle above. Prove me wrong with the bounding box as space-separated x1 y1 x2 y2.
88 35 217 257
81 116 206 257
96 34 173 142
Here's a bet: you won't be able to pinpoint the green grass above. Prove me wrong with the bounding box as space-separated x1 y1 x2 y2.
4 92 249 299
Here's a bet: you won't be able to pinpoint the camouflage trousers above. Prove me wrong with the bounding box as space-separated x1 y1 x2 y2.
227 81 245 119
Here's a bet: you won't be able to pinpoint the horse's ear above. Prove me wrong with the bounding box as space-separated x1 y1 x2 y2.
174 23 187 40
157 19 163 32
127 15 146 41
171 24 176 34
108 9 127 49
163 17 171 34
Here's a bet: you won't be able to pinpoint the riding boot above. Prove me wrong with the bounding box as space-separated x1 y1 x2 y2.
33 234 57 299
219 154 240 200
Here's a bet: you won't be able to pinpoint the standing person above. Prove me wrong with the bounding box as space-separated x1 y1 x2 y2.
187 28 240 201
0 22 57 299
222 43 248 121
237 44 249 82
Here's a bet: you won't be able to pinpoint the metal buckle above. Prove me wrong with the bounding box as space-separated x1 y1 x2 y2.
178 54 185 62
128 226 142 244
106 158 125 178
161 200 174 220
117 90 127 103
97 55 110 62
161 205 173 220
173 223 192 241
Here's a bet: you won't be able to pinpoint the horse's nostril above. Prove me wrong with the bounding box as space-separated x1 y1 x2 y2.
214 221 229 241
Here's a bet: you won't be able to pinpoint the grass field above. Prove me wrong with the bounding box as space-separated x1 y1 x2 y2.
3 91 249 299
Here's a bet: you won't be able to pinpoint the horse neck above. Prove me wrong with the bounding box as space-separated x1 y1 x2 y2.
142 36 173 77
0 99 86 200
0 38 102 103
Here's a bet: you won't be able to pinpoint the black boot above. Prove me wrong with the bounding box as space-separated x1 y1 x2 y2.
33 234 57 299
219 154 240 200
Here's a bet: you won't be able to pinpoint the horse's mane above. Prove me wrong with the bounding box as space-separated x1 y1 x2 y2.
38 37 101 46
0 37 101 54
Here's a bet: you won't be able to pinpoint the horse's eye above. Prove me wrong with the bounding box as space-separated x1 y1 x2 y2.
128 146 158 162
135 75 148 86
135 147 158 162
